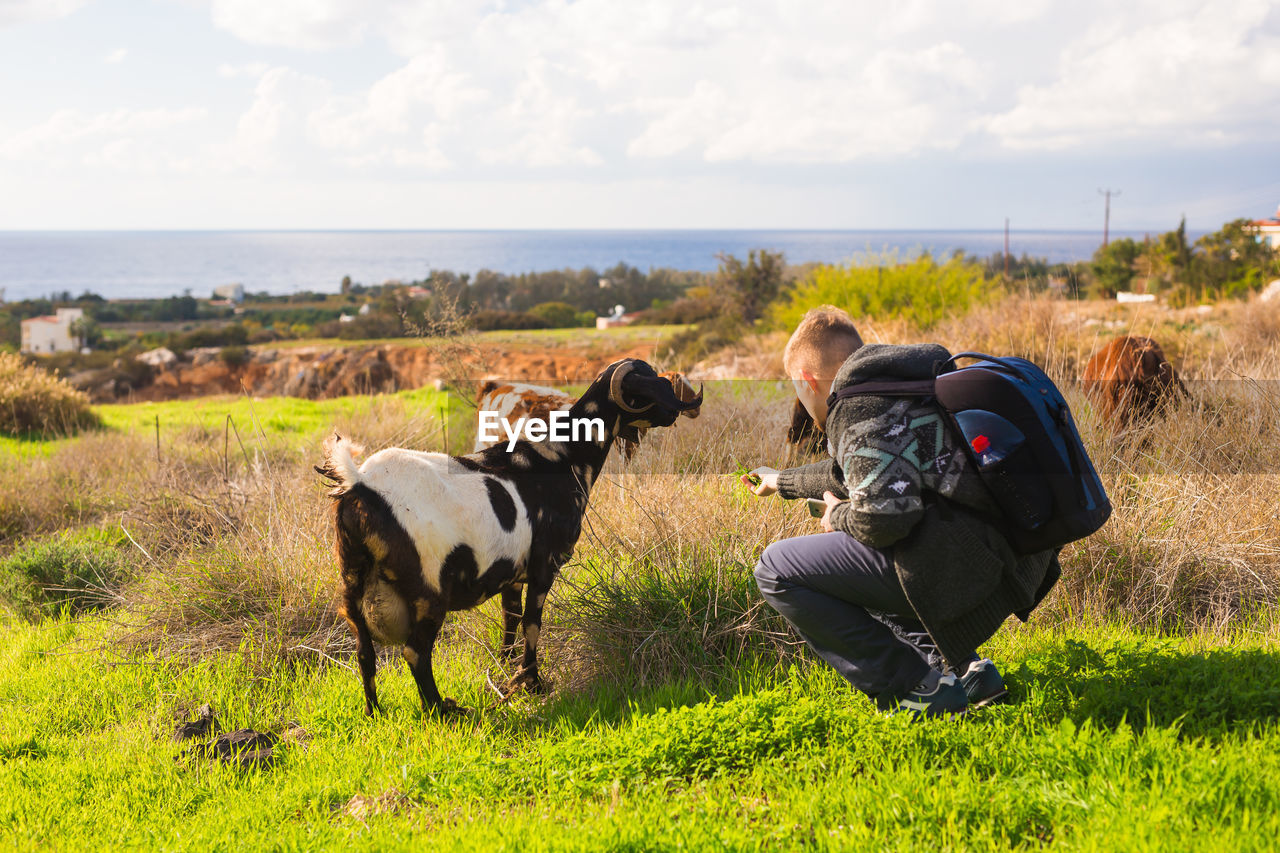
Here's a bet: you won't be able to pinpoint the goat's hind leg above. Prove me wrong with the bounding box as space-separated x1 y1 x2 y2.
342 604 381 716
404 614 460 715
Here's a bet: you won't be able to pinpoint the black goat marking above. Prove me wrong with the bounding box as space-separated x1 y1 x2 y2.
484 477 517 531
439 544 479 593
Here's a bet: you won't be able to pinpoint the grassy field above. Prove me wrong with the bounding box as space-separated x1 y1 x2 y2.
3 617 1278 851
2 295 1279 849
272 324 688 353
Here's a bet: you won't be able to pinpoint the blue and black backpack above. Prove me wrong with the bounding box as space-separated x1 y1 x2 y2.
830 352 1111 555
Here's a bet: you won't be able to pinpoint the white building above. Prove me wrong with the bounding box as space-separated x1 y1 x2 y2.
20 308 85 354
1251 204 1280 250
213 283 245 303
596 304 637 330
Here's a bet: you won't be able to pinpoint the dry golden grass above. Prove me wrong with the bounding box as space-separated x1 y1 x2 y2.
0 352 99 437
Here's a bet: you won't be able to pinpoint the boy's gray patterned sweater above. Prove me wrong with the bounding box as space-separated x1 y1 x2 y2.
777 343 1058 666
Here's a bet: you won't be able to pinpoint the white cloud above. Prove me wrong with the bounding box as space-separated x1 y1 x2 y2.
984 0 1280 150
216 60 270 78
0 0 89 28
104 47 126 63
223 67 331 169
0 107 208 162
190 0 1280 171
9 0 1280 218
208 0 370 50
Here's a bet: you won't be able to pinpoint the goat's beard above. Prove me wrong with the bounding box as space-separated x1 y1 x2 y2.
617 423 643 445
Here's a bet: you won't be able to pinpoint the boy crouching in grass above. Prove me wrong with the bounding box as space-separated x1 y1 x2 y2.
743 307 1059 717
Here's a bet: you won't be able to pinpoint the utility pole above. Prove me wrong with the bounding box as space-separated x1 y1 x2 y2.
1098 188 1120 248
1003 218 1010 281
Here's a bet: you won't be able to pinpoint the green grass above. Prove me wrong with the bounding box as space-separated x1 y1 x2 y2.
274 324 688 351
2 617 1278 851
93 387 451 438
0 386 457 460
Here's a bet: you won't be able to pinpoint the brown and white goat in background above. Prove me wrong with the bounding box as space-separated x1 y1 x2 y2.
473 371 701 455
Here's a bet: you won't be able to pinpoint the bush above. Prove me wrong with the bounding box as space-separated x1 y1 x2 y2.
469 310 550 331
770 253 992 330
170 323 249 352
219 345 250 367
0 353 100 436
656 314 747 368
0 530 127 621
527 302 585 328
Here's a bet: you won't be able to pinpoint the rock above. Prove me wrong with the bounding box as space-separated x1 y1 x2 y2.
1260 280 1280 303
137 347 178 369
209 728 277 769
188 347 222 367
342 789 410 821
173 703 216 741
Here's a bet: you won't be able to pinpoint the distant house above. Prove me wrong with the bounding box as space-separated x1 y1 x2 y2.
596 304 634 330
406 285 432 300
213 283 245 303
1250 204 1280 250
20 308 85 354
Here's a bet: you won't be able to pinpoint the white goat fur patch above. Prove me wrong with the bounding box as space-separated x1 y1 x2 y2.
354 448 533 595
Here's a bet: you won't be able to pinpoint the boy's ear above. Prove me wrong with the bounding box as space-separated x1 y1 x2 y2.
800 369 821 394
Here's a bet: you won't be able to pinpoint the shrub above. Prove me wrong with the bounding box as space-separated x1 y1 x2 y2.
469 310 549 331
0 353 99 436
171 323 249 351
656 314 747 368
219 345 250 367
527 302 585 328
770 253 992 330
0 530 128 621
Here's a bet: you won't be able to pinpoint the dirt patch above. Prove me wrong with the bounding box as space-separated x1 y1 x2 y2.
76 339 662 403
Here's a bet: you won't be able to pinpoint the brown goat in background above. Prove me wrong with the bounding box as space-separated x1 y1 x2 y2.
1082 335 1189 430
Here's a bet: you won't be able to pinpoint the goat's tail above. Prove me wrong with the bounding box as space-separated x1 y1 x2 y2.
316 433 365 496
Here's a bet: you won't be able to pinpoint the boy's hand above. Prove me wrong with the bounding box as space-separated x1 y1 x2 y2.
819 491 843 533
741 466 780 496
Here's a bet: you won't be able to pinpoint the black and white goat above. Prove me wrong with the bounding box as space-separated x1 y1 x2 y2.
317 358 702 715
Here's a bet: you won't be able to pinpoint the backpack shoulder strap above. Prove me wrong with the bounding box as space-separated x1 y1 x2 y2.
827 378 938 408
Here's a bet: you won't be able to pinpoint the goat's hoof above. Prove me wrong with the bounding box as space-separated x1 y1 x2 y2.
504 669 547 696
429 698 465 717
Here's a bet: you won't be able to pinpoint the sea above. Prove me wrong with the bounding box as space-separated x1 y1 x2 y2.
0 229 1156 302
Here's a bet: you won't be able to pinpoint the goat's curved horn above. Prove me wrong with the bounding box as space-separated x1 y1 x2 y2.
683 383 705 411
609 360 655 413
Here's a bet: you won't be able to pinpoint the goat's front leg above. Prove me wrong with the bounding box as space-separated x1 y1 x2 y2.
403 614 457 715
506 576 552 695
499 583 524 660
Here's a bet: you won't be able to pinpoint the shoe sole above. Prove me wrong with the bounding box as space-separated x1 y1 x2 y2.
968 688 1010 709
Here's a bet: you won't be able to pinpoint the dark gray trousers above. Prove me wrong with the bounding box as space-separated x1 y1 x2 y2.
754 531 957 699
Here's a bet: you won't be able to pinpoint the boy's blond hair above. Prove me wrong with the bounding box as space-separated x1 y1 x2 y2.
783 306 864 378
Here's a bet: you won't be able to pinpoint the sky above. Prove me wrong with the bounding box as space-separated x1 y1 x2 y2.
1 0 1278 231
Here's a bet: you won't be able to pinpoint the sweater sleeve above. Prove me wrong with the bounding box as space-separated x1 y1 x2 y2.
827 496 921 547
776 459 848 500
827 438 926 547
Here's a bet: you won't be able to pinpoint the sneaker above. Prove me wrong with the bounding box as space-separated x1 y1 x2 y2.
877 673 968 718
961 659 1009 708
